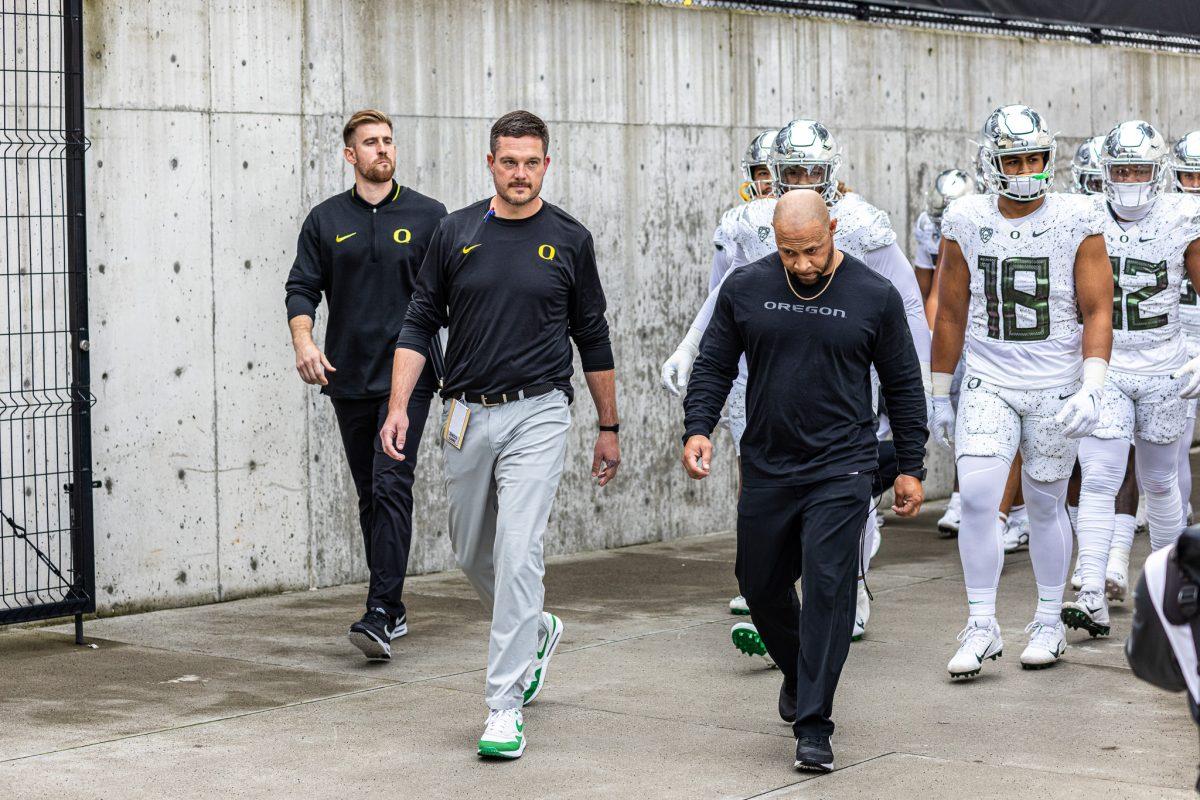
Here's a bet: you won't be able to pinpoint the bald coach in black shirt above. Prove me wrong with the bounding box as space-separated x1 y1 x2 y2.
682 190 927 774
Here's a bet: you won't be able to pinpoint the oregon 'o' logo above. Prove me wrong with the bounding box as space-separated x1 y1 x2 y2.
393 228 412 244
537 244 556 261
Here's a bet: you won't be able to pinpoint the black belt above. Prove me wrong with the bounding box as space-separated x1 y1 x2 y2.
457 383 556 407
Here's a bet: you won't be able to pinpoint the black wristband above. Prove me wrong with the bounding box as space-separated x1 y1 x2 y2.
599 424 620 434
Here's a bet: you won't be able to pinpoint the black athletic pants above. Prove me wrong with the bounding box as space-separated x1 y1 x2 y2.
735 473 873 739
330 368 435 619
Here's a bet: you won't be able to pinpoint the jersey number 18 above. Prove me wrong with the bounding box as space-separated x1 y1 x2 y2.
980 256 1050 342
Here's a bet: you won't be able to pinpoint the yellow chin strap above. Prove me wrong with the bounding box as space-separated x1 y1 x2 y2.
738 181 754 202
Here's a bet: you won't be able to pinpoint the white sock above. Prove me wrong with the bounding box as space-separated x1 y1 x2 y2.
1009 504 1028 525
1136 437 1184 551
1023 473 1072 623
1111 513 1136 556
967 587 997 622
1036 583 1065 626
958 456 1008 627
1067 504 1079 533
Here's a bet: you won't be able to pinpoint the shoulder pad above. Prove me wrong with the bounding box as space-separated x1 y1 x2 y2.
834 193 897 253
713 205 742 249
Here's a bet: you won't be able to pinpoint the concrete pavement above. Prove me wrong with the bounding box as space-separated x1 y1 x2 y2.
1 503 1196 799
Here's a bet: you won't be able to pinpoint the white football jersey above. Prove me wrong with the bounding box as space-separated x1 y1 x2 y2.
726 198 778 269
1181 275 1200 337
942 192 1106 389
832 193 897 262
1099 193 1200 373
712 204 743 253
913 211 940 270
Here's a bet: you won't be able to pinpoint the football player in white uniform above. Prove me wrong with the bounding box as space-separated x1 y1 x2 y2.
665 131 777 618
1171 131 1200 567
915 169 976 302
918 169 974 538
1065 133 1135 595
663 119 931 652
1071 136 1106 195
930 105 1113 677
1064 121 1200 638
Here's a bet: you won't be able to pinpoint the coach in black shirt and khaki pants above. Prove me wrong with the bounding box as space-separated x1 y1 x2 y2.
285 110 446 661
683 190 927 774
383 111 620 760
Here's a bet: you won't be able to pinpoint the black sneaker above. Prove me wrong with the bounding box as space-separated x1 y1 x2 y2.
349 608 395 661
391 611 408 640
794 736 833 773
778 680 797 724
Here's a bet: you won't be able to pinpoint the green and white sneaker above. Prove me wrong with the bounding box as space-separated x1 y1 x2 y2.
477 708 525 759
522 612 563 706
729 595 750 615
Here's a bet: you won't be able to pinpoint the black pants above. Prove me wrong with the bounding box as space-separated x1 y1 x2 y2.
330 370 435 618
736 473 873 739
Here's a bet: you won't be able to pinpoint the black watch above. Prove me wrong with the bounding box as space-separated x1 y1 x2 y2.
599 424 620 434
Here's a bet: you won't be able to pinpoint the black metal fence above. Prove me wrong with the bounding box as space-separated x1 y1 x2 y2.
696 0 1200 52
0 0 94 640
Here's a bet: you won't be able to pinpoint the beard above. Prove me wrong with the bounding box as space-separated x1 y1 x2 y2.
790 247 836 284
498 181 540 206
360 159 394 183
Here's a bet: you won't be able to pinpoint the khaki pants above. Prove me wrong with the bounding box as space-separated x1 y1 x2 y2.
442 389 571 709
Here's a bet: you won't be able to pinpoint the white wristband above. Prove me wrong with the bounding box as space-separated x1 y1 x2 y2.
931 371 954 398
1082 356 1107 390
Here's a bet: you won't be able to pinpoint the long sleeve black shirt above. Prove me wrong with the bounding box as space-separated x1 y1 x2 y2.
684 252 927 487
395 199 613 402
284 182 447 398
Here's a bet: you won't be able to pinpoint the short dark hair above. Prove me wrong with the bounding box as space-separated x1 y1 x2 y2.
343 109 392 146
490 110 549 155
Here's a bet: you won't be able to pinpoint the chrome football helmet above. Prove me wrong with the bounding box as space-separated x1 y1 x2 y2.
974 145 990 193
1070 136 1105 194
925 168 975 221
740 129 778 200
1100 120 1168 210
1171 130 1200 194
768 119 842 204
978 104 1056 200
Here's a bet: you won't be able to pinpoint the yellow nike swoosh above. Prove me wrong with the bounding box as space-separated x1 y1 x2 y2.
335 232 357 243
462 244 482 254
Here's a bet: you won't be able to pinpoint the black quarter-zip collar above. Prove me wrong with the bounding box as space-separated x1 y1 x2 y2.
350 180 402 210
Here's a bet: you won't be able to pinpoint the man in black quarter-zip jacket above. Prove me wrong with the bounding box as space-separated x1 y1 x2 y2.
285 109 446 662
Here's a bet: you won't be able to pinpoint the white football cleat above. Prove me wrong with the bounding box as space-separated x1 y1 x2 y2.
937 493 961 538
852 582 870 642
1002 515 1030 553
729 594 750 615
1135 494 1148 534
870 528 881 560
1061 589 1111 638
947 620 1003 679
875 511 885 529
1020 620 1067 669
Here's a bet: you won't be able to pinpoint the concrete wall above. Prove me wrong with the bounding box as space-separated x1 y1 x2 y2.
79 0 1200 611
